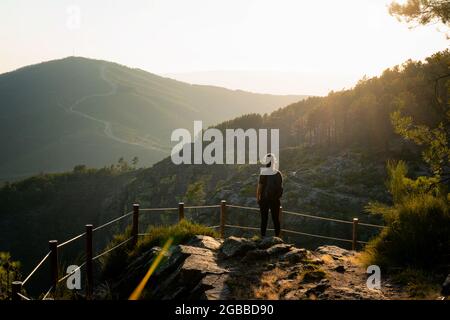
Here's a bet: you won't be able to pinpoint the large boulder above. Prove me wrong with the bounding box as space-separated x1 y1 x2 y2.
151 244 229 300
220 236 256 258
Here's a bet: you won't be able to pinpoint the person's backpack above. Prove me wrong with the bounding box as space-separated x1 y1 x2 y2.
262 171 283 201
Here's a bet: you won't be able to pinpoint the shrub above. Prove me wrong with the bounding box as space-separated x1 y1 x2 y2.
131 220 218 258
366 194 450 270
0 252 21 300
390 268 441 298
99 226 133 281
365 161 450 271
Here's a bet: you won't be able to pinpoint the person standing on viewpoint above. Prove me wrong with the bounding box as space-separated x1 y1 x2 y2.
256 154 283 237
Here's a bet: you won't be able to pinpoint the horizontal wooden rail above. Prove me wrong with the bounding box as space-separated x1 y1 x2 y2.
57 233 85 248
93 211 133 232
224 224 365 244
227 204 260 212
140 207 178 212
184 205 221 209
21 251 50 285
228 205 385 228
92 237 133 261
58 262 86 284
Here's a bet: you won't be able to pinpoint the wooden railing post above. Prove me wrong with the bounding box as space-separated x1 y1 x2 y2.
352 218 359 251
132 204 139 247
11 281 22 301
85 224 93 299
49 240 58 295
279 205 283 238
178 202 184 222
220 200 227 238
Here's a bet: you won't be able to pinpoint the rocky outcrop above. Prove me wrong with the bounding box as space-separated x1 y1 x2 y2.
150 236 229 300
220 236 256 258
97 235 410 300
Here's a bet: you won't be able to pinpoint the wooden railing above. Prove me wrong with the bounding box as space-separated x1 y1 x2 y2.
10 200 385 300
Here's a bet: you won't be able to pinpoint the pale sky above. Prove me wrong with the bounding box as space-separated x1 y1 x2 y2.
1 0 448 95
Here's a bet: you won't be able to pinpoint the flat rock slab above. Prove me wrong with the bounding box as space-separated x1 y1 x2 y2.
178 245 216 257
188 235 222 251
182 254 228 275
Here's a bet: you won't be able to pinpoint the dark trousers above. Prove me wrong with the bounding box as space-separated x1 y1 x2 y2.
259 199 281 237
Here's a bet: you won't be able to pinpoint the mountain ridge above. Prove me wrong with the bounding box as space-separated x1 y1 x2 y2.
1 56 306 99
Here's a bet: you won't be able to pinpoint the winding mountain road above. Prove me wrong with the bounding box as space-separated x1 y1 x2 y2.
66 65 169 152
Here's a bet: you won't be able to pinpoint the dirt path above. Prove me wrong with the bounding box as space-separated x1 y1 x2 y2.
64 65 168 152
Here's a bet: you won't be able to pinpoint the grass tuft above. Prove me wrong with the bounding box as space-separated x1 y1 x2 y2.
100 220 218 282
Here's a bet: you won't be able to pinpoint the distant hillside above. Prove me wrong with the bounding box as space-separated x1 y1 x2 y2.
0 57 306 181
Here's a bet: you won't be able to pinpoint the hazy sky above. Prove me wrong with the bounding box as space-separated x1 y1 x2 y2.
1 0 448 95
